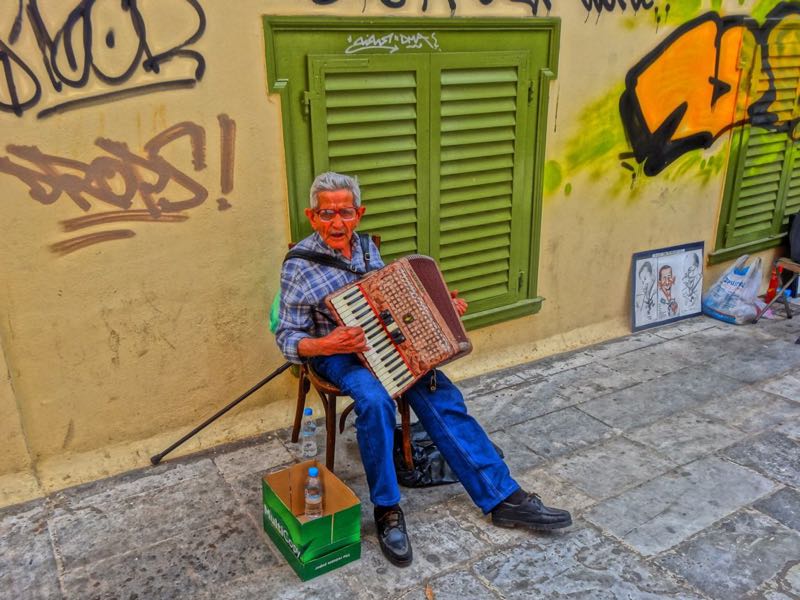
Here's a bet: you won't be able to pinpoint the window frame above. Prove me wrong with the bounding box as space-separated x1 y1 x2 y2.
262 16 560 329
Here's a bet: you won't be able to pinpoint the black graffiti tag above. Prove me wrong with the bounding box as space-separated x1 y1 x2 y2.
0 0 206 119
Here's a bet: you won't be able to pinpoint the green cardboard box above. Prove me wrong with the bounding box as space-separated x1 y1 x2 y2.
262 460 361 580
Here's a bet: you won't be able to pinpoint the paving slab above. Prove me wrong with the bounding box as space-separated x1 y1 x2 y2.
706 339 800 383
583 331 666 359
0 500 62 600
596 342 695 383
759 371 800 403
776 418 800 442
584 456 778 556
62 514 279 600
465 383 564 435
472 526 705 599
548 437 677 500
344 507 491 600
694 385 800 433
626 410 744 464
514 362 641 406
398 569 502 600
579 366 745 431
656 509 800 600
723 431 800 488
456 366 528 399
49 458 241 571
503 407 616 460
649 316 718 339
754 487 800 532
198 563 367 600
483 428 546 475
511 349 597 380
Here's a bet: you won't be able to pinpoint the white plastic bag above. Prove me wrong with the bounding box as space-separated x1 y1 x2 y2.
702 255 763 324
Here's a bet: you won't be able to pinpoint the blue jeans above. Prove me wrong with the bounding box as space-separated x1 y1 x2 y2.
311 354 519 513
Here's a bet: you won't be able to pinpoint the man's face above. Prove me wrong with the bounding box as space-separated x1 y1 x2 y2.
304 188 365 255
659 267 674 291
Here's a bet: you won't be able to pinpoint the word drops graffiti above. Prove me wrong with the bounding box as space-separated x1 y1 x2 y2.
0 114 237 256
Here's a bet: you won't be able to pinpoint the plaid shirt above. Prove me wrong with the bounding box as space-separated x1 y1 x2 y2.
276 232 384 363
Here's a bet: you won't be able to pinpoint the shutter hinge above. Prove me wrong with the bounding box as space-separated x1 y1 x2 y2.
527 81 535 104
517 270 526 291
301 90 311 117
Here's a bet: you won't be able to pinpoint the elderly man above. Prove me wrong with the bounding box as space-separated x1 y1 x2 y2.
276 172 571 567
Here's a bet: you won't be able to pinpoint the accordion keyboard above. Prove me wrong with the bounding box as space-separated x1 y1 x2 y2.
330 285 415 396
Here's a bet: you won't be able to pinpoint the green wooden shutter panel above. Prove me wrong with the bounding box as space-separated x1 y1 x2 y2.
783 141 800 226
722 29 800 250
432 52 530 311
308 55 429 262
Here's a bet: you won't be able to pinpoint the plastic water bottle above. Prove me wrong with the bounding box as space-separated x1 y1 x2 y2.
304 467 323 519
300 407 318 458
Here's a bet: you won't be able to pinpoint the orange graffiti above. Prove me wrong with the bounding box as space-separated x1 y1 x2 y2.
621 3 800 176
635 22 752 143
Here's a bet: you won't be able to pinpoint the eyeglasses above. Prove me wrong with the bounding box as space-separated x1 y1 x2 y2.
315 208 358 222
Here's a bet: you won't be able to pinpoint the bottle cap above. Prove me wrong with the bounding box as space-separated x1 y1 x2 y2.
308 467 319 477
304 407 313 416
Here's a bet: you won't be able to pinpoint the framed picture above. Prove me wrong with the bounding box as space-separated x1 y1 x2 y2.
632 241 704 332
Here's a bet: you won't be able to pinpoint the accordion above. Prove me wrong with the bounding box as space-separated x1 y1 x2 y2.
324 255 472 397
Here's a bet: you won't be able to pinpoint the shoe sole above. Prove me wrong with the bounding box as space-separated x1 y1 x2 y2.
492 516 573 531
379 543 413 567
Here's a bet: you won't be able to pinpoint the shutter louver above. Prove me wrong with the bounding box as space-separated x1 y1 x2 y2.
432 53 530 309
309 56 429 262
783 141 800 226
724 30 800 248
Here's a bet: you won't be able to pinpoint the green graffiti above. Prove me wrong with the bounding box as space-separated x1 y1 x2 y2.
543 160 563 194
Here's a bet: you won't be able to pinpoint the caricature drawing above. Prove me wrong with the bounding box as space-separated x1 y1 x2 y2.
657 264 679 319
635 260 657 323
681 252 702 310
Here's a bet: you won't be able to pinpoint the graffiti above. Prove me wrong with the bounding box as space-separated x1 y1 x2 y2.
0 0 206 119
0 114 236 255
581 0 654 17
621 3 800 176
312 0 552 16
344 32 440 54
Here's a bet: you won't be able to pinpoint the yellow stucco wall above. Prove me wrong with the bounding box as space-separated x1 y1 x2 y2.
0 0 786 508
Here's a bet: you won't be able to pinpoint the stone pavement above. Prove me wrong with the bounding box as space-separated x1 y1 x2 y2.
3 314 800 600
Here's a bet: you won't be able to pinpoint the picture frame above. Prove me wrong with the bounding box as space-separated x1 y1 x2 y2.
631 241 704 332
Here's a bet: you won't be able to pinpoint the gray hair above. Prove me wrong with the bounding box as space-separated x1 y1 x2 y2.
309 172 361 209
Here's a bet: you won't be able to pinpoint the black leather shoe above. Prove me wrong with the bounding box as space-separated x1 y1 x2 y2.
491 492 572 530
375 506 413 567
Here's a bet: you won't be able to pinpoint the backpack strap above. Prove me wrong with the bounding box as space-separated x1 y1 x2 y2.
284 232 374 275
359 232 372 272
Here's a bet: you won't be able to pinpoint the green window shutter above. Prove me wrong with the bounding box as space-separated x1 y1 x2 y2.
723 127 791 248
307 55 431 262
714 26 800 261
429 52 531 314
783 141 800 227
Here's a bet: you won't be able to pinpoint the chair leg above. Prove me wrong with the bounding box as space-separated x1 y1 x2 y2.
398 396 413 470
339 402 355 434
291 368 311 443
323 392 337 472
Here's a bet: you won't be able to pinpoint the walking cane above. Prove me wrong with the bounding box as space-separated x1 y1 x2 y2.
150 361 292 465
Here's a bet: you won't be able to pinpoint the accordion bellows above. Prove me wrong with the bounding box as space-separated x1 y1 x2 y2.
325 255 472 397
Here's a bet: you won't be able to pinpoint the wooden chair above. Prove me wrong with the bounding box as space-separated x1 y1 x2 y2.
291 362 414 472
285 234 414 472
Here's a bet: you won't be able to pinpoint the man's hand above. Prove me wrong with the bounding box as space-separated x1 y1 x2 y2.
450 289 468 317
298 326 369 358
